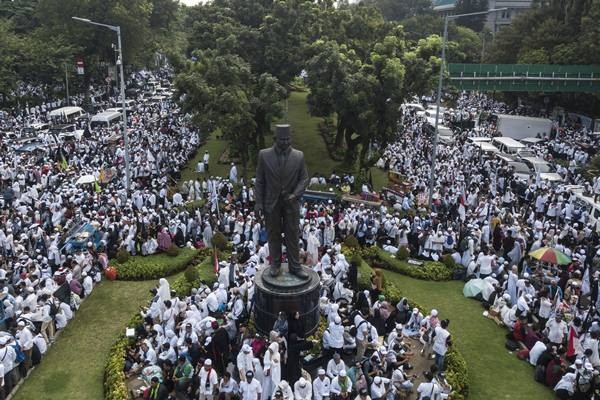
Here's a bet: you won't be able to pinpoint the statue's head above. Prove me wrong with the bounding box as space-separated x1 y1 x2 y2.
275 124 291 152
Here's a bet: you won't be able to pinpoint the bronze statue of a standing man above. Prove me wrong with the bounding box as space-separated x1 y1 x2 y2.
255 124 309 279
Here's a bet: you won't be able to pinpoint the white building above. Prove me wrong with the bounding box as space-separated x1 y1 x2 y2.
432 0 533 33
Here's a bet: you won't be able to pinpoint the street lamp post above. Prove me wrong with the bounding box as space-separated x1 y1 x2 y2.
428 8 507 208
72 16 131 191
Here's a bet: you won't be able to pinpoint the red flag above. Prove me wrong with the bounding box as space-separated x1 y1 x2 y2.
567 326 580 358
213 247 218 274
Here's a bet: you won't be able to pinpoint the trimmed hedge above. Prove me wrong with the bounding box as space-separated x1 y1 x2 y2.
171 254 219 296
104 314 143 400
355 254 469 399
113 247 210 280
361 246 457 281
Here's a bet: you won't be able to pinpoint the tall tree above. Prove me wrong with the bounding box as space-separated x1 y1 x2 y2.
366 0 433 21
453 0 489 31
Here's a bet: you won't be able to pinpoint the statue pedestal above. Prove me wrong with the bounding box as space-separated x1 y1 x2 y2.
253 264 320 337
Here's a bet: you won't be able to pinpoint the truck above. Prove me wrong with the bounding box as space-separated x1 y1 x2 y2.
495 114 553 140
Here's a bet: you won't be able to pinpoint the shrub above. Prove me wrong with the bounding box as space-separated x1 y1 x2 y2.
344 235 360 248
165 245 180 257
115 249 129 264
306 316 327 356
441 254 458 270
361 247 453 281
115 248 202 280
211 231 228 250
396 246 410 261
184 264 199 283
171 254 219 296
445 347 469 400
104 314 143 400
350 252 362 266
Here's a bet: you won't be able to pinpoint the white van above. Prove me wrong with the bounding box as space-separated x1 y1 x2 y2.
569 190 600 231
473 142 500 154
48 106 86 123
90 111 122 129
492 137 526 155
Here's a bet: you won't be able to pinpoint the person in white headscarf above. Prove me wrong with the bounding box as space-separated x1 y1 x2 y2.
263 341 281 399
306 229 320 267
157 278 171 306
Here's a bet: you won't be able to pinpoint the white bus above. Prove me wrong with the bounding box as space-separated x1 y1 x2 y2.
48 106 86 123
90 111 122 129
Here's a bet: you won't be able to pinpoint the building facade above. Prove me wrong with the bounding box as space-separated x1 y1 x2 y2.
432 0 533 33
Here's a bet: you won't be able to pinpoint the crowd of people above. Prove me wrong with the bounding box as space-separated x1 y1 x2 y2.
0 68 219 398
2 61 600 400
377 93 600 399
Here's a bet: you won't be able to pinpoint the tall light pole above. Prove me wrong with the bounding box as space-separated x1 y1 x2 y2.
64 63 70 106
428 8 507 208
72 16 131 191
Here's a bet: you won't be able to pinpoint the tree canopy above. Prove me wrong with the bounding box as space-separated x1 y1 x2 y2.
176 0 482 170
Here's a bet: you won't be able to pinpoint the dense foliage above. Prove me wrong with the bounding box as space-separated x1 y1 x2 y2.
0 0 182 104
113 247 208 280
487 0 599 65
175 0 482 170
104 314 143 400
360 246 458 281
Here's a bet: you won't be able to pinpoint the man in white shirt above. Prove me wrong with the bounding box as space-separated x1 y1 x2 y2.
432 320 451 372
16 321 33 370
545 314 568 346
294 377 312 400
326 353 346 379
0 337 16 393
528 339 547 366
330 370 352 398
323 318 344 356
416 372 441 400
240 371 262 400
140 342 157 365
370 376 390 400
198 358 219 400
312 369 330 400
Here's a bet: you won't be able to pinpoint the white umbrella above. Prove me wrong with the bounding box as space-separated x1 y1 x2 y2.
76 174 96 185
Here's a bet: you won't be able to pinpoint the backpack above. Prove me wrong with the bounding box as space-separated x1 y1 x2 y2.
459 238 468 251
445 235 454 246
47 301 59 318
505 339 519 352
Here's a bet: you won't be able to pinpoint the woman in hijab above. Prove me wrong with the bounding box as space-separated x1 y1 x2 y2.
157 278 171 307
263 341 281 399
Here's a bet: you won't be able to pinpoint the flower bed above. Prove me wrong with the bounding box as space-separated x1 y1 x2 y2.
112 247 212 280
104 314 143 400
360 246 458 281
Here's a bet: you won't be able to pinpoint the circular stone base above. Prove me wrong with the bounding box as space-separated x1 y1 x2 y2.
254 264 320 336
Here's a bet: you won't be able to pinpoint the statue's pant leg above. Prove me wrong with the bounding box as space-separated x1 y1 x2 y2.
284 200 301 271
265 199 282 268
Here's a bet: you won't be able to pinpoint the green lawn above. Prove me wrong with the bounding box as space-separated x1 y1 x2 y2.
178 130 229 184
13 279 156 400
283 91 346 178
380 269 552 400
12 260 187 400
178 91 388 190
